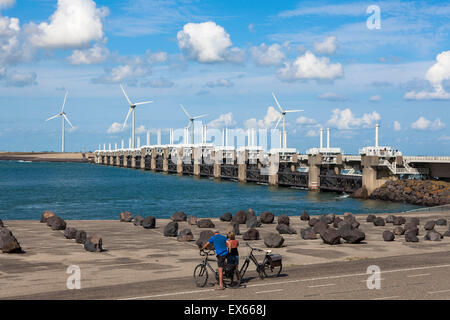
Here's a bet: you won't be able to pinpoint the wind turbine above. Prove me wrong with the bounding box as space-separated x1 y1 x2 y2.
179 104 207 144
272 92 304 149
120 84 153 149
45 91 74 152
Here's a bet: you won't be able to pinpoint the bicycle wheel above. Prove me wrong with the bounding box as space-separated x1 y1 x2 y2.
263 260 282 278
193 264 208 287
257 264 266 279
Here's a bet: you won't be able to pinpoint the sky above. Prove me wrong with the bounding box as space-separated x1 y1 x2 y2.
0 0 449 155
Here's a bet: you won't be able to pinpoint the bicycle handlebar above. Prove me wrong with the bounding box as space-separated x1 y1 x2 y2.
245 242 265 252
200 248 216 256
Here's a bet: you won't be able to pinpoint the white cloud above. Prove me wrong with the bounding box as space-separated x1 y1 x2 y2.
135 125 147 134
146 50 168 64
3 71 37 87
177 21 242 63
93 63 150 84
313 36 338 55
208 113 236 128
30 0 109 49
205 78 233 88
317 92 347 101
369 94 382 102
411 117 445 131
405 50 450 100
306 129 319 137
326 108 380 130
277 51 343 81
0 0 15 9
107 122 124 134
248 23 255 33
250 43 286 67
393 120 401 131
296 116 318 126
245 106 280 129
67 43 108 65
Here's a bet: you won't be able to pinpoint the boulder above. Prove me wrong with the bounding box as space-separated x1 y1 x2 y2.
424 220 435 231
341 229 366 244
187 215 198 225
84 234 103 252
337 221 353 237
232 210 247 224
424 230 443 241
320 228 341 245
142 216 156 229
366 214 376 223
300 211 310 221
50 217 66 230
406 217 420 226
220 212 232 222
312 221 328 235
177 229 194 242
351 186 368 199
393 216 406 226
228 221 240 235
405 229 419 242
246 216 261 229
119 211 133 222
0 228 22 253
0 219 3 227
393 227 405 235
277 215 290 226
276 224 297 235
197 219 215 229
300 228 317 240
308 218 319 227
40 211 55 223
46 215 58 227
246 209 257 220
243 228 260 241
63 227 77 239
319 215 330 225
170 211 187 222
264 232 285 248
373 217 385 227
326 214 336 224
443 230 450 237
351 220 360 229
260 212 274 224
133 215 144 226
163 221 178 237
386 215 395 223
75 230 87 244
436 219 447 226
196 230 214 249
404 222 419 232
382 230 395 241
333 217 343 228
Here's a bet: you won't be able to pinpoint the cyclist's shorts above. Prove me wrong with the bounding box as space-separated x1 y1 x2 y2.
227 255 239 266
217 255 227 268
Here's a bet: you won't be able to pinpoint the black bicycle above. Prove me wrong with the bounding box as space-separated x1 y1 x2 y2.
239 243 282 280
193 249 241 288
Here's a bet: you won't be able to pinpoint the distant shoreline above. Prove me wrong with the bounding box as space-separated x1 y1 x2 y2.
0 152 94 163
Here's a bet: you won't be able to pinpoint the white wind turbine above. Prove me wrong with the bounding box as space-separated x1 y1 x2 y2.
45 91 74 152
180 104 207 144
272 92 303 149
121 84 153 149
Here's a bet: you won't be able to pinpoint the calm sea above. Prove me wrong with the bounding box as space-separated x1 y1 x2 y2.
0 161 421 220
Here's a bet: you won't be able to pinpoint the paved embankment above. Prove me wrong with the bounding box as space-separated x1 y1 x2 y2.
0 152 93 163
1 211 450 299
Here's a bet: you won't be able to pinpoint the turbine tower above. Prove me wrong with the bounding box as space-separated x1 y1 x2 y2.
272 92 303 149
179 104 207 144
45 91 74 152
120 84 153 149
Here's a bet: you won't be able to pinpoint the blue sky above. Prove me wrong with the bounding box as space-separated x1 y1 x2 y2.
0 0 449 155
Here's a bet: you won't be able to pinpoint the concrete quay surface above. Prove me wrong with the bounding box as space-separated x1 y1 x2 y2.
1 210 450 300
0 152 92 163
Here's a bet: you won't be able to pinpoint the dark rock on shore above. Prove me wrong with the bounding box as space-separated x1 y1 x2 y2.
366 214 376 223
436 219 447 226
333 217 343 228
424 221 435 231
277 215 290 226
228 221 240 235
171 211 187 222
0 219 3 227
75 230 87 244
405 229 419 242
320 228 341 245
220 212 232 222
188 215 197 225
246 216 261 228
177 229 194 242
276 223 297 235
196 230 214 249
383 230 395 241
232 210 247 224
46 215 58 227
393 227 405 235
133 215 144 226
50 217 66 230
308 218 319 227
313 221 329 235
386 215 395 223
64 227 77 239
351 186 369 200
264 232 284 248
119 211 133 222
260 212 274 224
393 216 406 226
243 228 260 241
142 216 156 229
424 230 443 241
341 229 365 244
369 180 449 207
373 217 385 226
84 234 103 252
197 219 215 228
163 221 178 237
40 211 55 223
0 227 22 253
300 211 310 221
300 228 317 240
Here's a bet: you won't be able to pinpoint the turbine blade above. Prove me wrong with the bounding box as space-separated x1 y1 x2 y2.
61 91 68 113
123 108 132 128
63 114 74 128
272 92 284 113
274 116 282 130
120 84 133 106
45 114 60 121
134 100 153 106
285 109 304 113
186 121 192 129
180 104 191 119
193 114 208 119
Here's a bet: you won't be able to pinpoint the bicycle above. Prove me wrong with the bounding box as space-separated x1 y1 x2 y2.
193 249 241 288
239 243 283 281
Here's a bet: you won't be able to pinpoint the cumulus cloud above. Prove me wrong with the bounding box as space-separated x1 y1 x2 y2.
411 116 445 131
107 122 124 134
3 71 37 87
146 50 168 64
326 108 380 130
0 0 15 9
208 113 236 128
177 22 242 63
135 125 147 134
92 63 150 84
205 78 234 88
317 92 347 101
29 0 109 49
245 106 280 129
250 43 286 67
67 43 108 65
296 116 318 126
393 120 401 131
313 36 338 55
405 51 450 100
277 51 343 81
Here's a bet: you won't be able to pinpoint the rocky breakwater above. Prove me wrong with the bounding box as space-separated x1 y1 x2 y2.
369 180 449 207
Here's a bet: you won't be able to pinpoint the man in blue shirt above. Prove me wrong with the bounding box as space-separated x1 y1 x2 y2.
202 229 228 290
